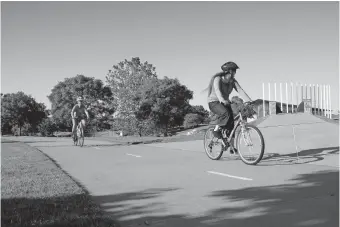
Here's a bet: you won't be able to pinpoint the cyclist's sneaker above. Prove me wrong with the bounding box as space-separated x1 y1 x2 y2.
230 148 238 155
213 130 223 139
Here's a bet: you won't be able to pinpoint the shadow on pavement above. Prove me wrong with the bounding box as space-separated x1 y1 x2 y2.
2 171 338 227
260 146 339 166
89 170 339 227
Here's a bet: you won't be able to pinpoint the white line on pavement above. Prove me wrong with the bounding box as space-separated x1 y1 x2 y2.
126 153 142 158
94 147 101 150
207 171 253 181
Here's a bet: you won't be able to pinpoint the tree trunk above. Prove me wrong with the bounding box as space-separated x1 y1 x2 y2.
19 126 22 136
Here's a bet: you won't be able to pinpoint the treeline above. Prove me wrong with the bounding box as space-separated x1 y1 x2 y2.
2 57 213 137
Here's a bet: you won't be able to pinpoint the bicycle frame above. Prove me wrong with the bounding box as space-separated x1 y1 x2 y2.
220 111 249 149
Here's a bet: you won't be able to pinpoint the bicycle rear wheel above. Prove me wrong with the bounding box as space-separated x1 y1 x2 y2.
203 127 224 160
236 124 265 165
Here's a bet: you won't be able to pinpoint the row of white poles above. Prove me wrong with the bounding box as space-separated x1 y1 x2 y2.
262 83 332 119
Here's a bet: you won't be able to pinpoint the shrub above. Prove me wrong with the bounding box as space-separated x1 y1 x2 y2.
183 113 204 129
38 118 58 137
11 123 34 136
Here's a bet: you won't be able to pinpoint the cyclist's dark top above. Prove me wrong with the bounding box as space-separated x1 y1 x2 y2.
71 104 87 119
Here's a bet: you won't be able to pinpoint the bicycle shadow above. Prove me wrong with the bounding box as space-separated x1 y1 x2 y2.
259 146 339 166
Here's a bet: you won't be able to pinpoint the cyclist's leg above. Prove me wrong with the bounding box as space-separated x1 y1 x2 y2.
208 101 230 138
72 118 77 138
80 119 86 132
225 104 235 137
225 105 238 153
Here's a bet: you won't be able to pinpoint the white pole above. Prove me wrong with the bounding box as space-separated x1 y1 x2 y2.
325 85 327 117
329 85 332 119
309 84 312 114
326 85 329 118
323 85 326 116
291 83 294 113
320 85 323 115
318 84 321 115
312 84 316 114
316 84 319 115
262 83 265 117
280 83 283 112
268 83 271 115
286 83 288 113
296 83 298 112
274 83 277 102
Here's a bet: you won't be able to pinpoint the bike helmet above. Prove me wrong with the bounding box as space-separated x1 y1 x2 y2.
76 96 83 101
221 61 239 72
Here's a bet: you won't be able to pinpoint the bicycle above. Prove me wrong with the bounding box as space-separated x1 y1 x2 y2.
73 118 86 147
203 102 265 165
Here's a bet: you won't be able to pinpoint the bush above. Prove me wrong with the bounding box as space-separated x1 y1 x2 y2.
38 118 58 137
11 123 34 136
183 113 204 129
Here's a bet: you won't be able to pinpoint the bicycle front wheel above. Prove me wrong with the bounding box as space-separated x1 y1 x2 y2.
203 127 224 160
73 134 78 146
78 126 84 147
236 124 265 165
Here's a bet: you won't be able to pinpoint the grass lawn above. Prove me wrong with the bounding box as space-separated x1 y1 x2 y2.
1 141 120 227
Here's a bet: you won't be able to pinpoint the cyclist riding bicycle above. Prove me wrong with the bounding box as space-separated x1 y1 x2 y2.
71 96 90 139
206 61 253 153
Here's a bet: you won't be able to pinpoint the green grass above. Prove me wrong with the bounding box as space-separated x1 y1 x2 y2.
1 142 120 227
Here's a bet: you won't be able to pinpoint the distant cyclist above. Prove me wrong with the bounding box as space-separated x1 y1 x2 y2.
206 61 252 153
71 96 90 139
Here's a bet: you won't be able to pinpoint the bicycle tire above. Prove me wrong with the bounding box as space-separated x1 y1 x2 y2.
78 125 84 147
203 127 224 160
236 124 265 165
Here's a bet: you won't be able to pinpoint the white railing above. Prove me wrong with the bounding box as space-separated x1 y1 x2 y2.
262 83 332 119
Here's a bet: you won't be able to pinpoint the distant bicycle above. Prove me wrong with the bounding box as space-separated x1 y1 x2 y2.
73 117 85 147
203 102 265 165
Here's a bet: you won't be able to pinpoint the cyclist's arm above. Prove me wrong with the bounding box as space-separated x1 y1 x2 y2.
234 80 252 102
71 105 76 118
213 77 228 104
84 108 90 119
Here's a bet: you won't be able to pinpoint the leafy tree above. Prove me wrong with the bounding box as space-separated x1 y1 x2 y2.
38 118 58 137
47 74 114 131
11 123 34 136
135 77 193 136
183 113 204 129
1 92 46 135
106 57 157 118
188 105 209 123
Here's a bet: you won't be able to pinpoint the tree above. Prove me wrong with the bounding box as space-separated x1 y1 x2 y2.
1 92 46 135
183 113 204 129
135 77 193 136
106 57 158 119
48 74 114 131
38 118 58 137
188 105 209 123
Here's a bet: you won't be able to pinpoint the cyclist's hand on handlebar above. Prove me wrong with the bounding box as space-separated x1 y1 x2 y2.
221 100 231 105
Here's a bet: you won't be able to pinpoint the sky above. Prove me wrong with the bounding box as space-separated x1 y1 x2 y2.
2 1 339 112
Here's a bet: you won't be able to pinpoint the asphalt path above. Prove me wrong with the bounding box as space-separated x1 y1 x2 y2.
2 113 339 227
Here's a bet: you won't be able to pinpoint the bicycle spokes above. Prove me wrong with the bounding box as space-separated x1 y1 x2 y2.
236 125 265 165
242 129 253 146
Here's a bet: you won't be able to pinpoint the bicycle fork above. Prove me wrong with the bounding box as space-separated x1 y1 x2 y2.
241 126 253 146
